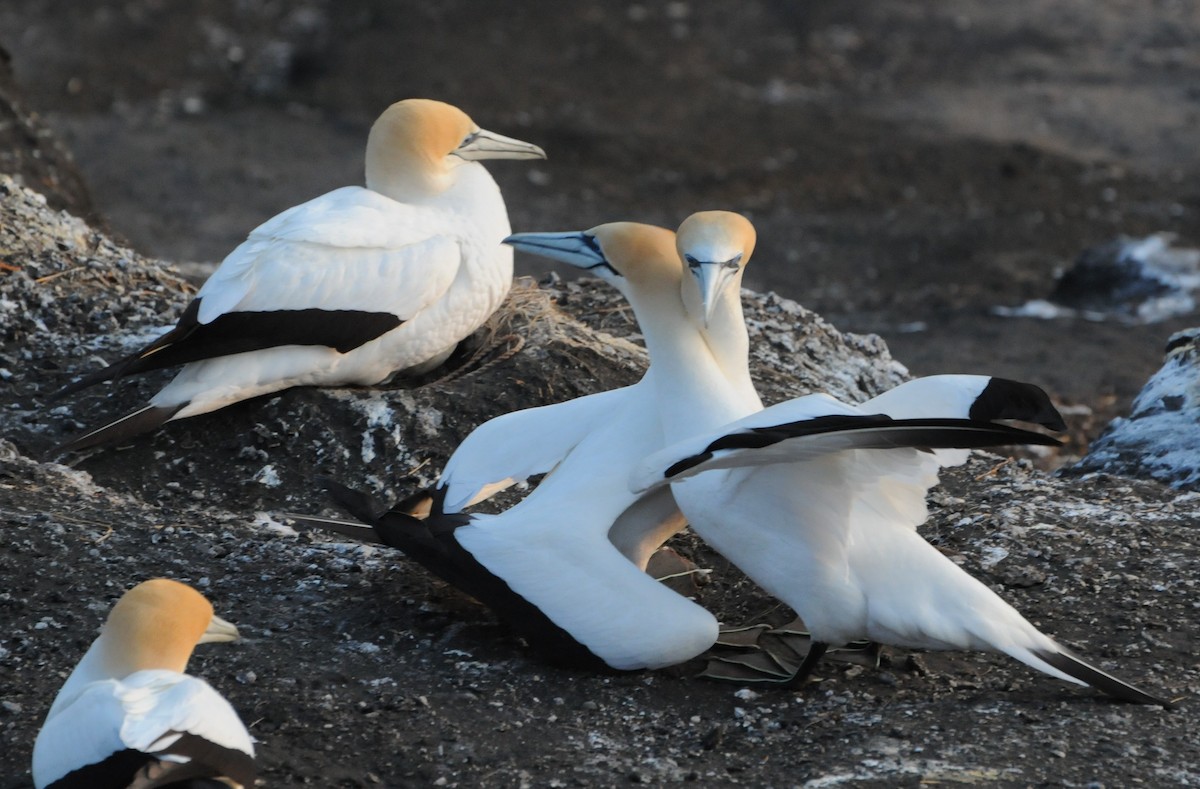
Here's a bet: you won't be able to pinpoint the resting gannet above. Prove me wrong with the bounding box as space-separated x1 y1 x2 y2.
522 211 1169 706
294 224 719 672
53 98 546 452
32 579 255 788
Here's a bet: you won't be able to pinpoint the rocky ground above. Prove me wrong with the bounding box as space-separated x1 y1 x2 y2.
0 179 1197 787
2 0 1198 422
1 2 1199 787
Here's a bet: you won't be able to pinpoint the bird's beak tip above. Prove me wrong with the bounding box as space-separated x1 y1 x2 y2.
200 613 241 644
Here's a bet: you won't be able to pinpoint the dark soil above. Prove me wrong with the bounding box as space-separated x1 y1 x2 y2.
1 2 1198 787
2 0 1198 423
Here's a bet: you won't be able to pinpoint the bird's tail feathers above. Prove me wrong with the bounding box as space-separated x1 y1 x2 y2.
317 476 392 523
52 403 184 455
316 476 471 572
283 511 378 542
1020 643 1174 707
47 353 141 402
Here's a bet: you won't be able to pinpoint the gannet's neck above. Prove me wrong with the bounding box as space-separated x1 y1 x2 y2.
366 149 455 203
689 272 760 408
45 639 107 719
44 630 191 720
629 286 752 438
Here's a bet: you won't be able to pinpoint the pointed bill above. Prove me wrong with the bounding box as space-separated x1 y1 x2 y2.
504 232 615 273
455 128 546 161
199 613 241 644
686 257 741 327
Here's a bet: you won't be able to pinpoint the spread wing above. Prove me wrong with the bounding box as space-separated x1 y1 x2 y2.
861 375 1065 429
630 394 1059 493
437 385 637 513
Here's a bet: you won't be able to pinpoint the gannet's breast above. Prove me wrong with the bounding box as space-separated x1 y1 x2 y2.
33 670 254 789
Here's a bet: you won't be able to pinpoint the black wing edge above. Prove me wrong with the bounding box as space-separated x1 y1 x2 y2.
1031 646 1176 708
157 731 256 788
313 476 609 670
45 749 155 789
971 378 1067 431
49 299 205 401
51 298 403 400
44 731 255 789
665 416 1062 478
51 404 185 456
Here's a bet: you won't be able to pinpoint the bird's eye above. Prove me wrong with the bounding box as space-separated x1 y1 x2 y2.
684 254 702 269
724 253 744 270
459 132 479 148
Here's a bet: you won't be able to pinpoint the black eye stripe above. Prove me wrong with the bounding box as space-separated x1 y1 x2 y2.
588 261 621 277
685 253 742 269
577 235 622 277
580 233 605 257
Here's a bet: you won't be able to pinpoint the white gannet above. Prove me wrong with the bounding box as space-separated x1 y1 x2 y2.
32 578 255 788
52 98 546 452
521 211 1169 706
294 224 720 672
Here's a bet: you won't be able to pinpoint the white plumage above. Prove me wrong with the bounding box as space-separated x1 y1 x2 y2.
445 373 719 670
529 210 1167 705
53 98 545 451
307 226 722 672
32 578 255 788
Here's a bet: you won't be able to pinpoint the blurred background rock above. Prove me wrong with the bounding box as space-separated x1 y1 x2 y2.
1 0 1197 441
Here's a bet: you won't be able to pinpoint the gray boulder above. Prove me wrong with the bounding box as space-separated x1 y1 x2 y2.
1073 328 1200 489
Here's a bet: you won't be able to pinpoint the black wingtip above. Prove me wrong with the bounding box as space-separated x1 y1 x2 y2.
317 476 391 523
316 480 609 671
47 355 141 403
48 373 108 403
51 403 184 455
971 378 1068 432
1032 646 1175 708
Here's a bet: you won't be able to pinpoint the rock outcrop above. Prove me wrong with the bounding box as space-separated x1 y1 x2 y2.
1072 328 1200 489
1 177 1196 787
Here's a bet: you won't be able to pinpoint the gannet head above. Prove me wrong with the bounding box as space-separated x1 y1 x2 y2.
504 223 679 300
676 211 756 327
101 578 239 676
366 98 546 200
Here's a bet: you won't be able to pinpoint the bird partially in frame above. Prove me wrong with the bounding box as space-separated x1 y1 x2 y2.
32 578 255 789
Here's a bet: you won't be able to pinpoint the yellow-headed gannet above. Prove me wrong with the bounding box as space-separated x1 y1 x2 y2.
293 224 719 672
521 211 1169 706
32 579 255 788
53 98 546 452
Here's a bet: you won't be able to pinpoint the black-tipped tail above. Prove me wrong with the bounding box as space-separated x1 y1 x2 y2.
317 477 485 594
48 314 195 402
283 512 379 542
317 476 392 523
971 378 1067 431
48 354 137 402
52 404 185 455
1032 646 1174 708
313 477 607 670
